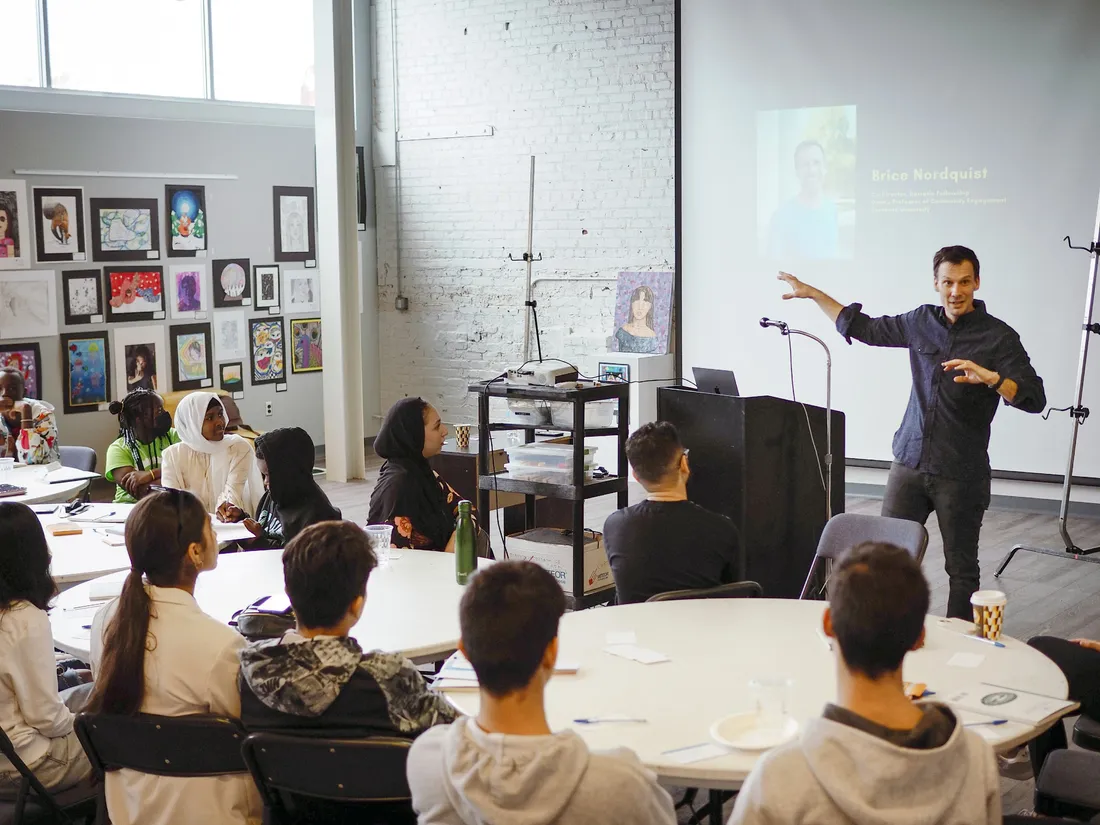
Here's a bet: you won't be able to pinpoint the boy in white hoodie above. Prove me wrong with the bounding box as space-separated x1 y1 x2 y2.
729 542 1001 825
406 560 677 825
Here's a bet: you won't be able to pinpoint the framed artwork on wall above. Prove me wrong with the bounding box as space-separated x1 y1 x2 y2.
104 267 165 323
165 185 207 258
168 264 209 319
212 258 252 308
272 186 316 264
609 271 675 355
220 362 244 394
0 179 31 270
0 270 59 340
282 269 320 314
169 323 214 391
290 318 322 373
113 324 169 397
0 343 42 400
62 269 104 326
253 264 280 310
90 198 160 262
213 311 247 361
60 332 111 415
249 316 285 386
33 186 86 263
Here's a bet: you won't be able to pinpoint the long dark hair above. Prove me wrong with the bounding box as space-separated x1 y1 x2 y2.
628 285 655 330
87 489 208 716
0 502 56 612
108 388 168 472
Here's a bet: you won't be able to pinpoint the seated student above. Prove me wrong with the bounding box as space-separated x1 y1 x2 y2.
728 542 1000 825
1014 635 1100 776
0 502 93 794
239 520 458 735
407 560 677 825
237 427 340 548
369 397 467 552
161 392 258 521
88 489 261 825
603 421 741 603
0 367 59 465
104 389 180 504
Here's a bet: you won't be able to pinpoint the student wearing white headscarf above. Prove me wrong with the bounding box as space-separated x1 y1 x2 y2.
160 392 258 521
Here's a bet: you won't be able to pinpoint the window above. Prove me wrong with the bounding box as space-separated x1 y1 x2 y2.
210 0 315 106
0 1 42 88
47 0 206 98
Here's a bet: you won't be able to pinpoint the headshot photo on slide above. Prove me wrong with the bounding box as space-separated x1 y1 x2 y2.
757 104 856 261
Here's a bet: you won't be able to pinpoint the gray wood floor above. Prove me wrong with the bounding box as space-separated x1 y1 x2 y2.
315 469 1100 818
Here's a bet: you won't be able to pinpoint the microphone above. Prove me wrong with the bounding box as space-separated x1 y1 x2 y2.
760 317 789 332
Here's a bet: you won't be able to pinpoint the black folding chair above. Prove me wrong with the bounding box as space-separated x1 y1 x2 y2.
242 732 415 824
0 726 96 825
646 581 763 602
800 513 929 599
75 713 249 824
58 447 98 503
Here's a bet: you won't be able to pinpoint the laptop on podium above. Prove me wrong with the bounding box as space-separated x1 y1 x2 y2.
692 367 740 396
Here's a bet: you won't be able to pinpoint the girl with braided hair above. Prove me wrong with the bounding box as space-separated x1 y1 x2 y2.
103 389 180 504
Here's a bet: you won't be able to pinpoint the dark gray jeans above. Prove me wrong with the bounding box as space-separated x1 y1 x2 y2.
881 463 991 620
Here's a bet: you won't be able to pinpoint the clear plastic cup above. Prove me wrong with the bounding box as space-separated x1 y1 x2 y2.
750 677 794 730
364 524 395 567
0 457 14 482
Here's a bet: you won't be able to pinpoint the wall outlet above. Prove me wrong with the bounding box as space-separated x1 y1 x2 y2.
265 401 273 417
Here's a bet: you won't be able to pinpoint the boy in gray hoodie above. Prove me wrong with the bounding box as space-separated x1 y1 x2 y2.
406 560 677 825
728 542 1001 825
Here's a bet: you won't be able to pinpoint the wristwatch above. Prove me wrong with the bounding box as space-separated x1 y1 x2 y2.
990 375 1006 392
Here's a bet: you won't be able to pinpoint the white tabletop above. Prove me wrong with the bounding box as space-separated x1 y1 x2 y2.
442 600 1070 790
6 464 90 504
51 548 478 664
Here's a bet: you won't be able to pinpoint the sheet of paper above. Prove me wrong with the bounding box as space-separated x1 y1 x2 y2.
604 644 670 664
947 652 984 668
662 743 730 764
211 520 256 543
606 631 637 645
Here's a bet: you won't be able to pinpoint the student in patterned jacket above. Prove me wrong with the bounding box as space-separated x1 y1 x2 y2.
238 520 458 737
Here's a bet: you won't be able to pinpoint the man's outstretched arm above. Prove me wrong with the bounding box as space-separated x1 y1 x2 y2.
778 272 911 348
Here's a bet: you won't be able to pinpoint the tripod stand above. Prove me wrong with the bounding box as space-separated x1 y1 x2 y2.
995 196 1100 576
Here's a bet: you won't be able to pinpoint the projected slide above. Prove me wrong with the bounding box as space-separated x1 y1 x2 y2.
758 105 856 260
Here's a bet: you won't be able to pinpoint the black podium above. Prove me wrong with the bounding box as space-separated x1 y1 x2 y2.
657 389 845 599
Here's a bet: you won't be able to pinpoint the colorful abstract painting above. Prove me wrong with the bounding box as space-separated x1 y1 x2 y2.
166 185 207 256
106 268 164 322
90 198 160 262
61 333 110 414
290 318 322 373
249 317 285 385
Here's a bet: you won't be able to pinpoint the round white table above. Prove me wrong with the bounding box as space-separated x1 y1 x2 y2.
51 548 478 663
41 503 134 589
6 464 90 504
443 600 1070 790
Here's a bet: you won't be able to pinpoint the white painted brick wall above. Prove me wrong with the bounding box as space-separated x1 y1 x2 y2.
373 0 675 423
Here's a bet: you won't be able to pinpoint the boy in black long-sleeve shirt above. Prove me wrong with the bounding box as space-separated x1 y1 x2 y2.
603 422 741 604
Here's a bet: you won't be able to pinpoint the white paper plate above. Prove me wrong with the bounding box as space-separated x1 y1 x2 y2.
709 711 799 751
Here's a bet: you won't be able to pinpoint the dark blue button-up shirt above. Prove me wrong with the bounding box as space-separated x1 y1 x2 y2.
836 299 1045 480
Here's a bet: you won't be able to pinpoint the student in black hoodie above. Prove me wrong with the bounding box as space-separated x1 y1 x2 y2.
238 520 458 736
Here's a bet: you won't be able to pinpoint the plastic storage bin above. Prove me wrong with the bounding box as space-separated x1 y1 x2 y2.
506 442 598 471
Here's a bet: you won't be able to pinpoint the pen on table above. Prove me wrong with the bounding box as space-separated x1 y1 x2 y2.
962 634 1006 649
573 716 648 724
964 719 1009 727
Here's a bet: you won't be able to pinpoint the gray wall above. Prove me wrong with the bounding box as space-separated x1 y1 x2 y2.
0 109 319 466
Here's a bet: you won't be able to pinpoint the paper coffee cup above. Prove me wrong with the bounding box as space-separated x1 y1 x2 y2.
455 425 471 449
970 590 1007 641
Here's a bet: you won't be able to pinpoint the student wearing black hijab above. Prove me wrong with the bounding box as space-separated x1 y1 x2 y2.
368 397 466 552
231 427 341 548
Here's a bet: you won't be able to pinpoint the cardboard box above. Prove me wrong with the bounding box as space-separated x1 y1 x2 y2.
505 528 614 594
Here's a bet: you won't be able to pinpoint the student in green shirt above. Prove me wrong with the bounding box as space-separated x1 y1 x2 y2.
104 389 180 504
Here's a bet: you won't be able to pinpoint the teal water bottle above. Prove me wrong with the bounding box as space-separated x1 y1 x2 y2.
455 500 476 585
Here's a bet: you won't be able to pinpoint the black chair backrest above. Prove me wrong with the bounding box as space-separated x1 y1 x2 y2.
0 724 70 824
75 713 247 778
242 732 411 804
815 513 929 564
58 446 97 474
646 580 763 602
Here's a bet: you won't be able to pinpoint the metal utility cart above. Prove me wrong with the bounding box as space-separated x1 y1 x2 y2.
469 380 630 608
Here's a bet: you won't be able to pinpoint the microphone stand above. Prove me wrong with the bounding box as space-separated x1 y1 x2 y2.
762 320 833 521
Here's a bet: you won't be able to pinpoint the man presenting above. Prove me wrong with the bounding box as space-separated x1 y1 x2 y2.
779 246 1046 618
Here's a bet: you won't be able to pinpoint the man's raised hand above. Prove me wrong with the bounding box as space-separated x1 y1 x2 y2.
778 271 815 300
